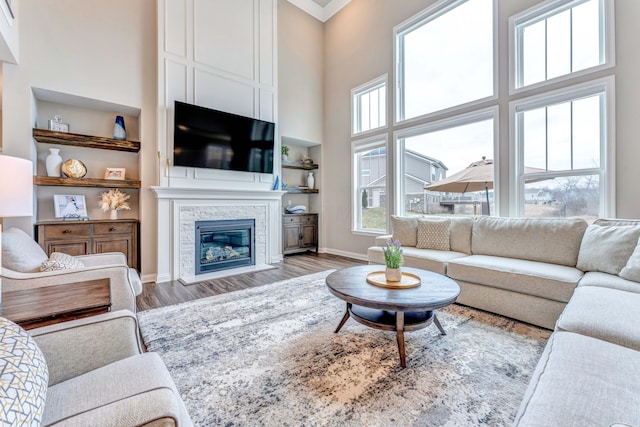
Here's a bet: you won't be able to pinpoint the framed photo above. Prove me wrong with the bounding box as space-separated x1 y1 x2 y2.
54 195 88 219
104 168 126 180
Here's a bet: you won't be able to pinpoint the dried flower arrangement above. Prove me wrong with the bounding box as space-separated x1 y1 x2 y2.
99 189 131 212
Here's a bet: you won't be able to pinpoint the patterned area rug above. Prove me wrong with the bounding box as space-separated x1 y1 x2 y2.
138 270 550 427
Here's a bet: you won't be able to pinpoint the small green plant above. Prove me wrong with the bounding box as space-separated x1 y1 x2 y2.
281 145 289 157
383 239 403 269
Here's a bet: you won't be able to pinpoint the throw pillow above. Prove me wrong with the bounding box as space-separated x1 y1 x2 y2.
2 228 49 273
0 317 49 426
391 216 418 247
40 252 85 272
416 218 451 251
576 224 640 275
620 241 640 282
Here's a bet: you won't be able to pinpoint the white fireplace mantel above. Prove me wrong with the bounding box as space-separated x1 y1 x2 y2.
152 187 285 283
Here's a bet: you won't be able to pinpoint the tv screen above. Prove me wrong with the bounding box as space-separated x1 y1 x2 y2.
173 101 275 174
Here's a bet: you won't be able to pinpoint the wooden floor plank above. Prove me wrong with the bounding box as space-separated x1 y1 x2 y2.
136 253 367 312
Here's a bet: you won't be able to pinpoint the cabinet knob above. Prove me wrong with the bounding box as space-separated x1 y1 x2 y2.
109 227 117 232
63 229 71 233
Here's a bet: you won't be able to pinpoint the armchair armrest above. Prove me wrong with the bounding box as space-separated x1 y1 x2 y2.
30 310 143 386
75 251 128 267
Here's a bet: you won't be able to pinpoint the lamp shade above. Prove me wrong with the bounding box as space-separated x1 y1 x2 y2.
0 155 34 217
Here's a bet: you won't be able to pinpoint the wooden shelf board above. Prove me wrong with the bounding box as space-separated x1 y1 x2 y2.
33 128 140 152
285 188 319 194
34 176 141 189
282 162 318 170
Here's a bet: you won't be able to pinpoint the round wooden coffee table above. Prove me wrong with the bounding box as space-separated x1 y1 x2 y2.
326 265 460 368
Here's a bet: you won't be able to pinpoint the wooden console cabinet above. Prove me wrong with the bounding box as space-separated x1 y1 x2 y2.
36 219 139 269
283 213 318 255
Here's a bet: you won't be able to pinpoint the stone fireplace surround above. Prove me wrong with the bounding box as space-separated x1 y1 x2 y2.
151 187 285 284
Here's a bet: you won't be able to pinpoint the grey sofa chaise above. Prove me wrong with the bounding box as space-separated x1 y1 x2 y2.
368 216 640 426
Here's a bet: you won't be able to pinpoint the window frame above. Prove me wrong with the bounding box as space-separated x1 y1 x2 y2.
509 76 615 218
351 135 389 235
351 74 388 137
393 107 499 218
394 0 498 126
509 0 615 95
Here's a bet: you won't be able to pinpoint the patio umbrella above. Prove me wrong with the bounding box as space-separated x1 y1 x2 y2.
424 157 545 215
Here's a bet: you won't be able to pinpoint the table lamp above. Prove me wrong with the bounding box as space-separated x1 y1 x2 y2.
0 155 34 303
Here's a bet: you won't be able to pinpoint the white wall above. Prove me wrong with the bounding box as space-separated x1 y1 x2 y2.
2 0 157 275
321 0 640 259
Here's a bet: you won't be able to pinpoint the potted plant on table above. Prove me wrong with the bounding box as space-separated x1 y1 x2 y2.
383 239 403 282
281 145 289 161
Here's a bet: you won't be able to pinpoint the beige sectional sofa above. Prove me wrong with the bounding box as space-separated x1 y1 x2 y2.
368 215 640 425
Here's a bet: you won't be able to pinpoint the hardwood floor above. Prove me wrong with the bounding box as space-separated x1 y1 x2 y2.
136 252 366 311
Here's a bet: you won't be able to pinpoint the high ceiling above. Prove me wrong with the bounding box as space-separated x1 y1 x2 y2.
288 0 351 22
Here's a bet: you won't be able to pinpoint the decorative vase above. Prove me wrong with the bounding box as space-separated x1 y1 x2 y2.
110 209 118 220
385 267 402 282
282 154 288 161
307 172 315 190
113 116 126 140
46 148 63 177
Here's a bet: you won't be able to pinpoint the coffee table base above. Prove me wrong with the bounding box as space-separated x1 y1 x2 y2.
334 302 446 368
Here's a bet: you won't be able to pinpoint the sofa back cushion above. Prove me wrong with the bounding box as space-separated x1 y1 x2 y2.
471 217 588 266
2 227 49 273
391 216 418 247
449 217 473 255
577 224 640 275
0 317 49 426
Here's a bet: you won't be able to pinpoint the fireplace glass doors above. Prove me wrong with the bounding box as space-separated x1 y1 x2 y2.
195 219 255 274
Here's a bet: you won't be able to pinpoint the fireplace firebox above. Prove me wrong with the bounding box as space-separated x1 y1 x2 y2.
195 219 255 274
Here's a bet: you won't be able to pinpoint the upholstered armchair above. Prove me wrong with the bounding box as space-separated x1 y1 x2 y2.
0 310 192 426
1 227 142 313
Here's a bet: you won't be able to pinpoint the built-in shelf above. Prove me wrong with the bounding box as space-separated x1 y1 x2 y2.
33 128 141 153
285 188 319 194
34 176 141 189
282 161 318 170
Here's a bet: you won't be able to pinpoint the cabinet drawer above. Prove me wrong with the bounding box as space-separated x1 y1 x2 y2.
283 216 301 224
94 222 134 235
300 215 317 223
44 224 92 237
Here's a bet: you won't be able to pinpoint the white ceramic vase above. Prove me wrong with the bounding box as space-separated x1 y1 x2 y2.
385 267 402 282
46 148 63 177
307 172 315 190
110 209 118 220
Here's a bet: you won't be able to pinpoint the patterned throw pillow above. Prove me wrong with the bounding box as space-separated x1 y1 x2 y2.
416 218 451 251
40 252 85 272
0 317 49 426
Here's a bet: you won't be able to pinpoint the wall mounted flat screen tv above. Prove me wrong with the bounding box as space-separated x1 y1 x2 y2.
173 101 275 174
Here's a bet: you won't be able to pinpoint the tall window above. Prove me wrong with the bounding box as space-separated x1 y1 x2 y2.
513 0 612 89
352 138 387 232
397 111 495 217
396 0 494 121
513 78 613 220
352 76 387 135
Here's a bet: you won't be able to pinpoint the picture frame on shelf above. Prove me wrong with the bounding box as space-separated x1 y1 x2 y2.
104 168 126 180
54 194 88 219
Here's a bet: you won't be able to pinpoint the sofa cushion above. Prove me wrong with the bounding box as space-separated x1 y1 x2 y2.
514 331 640 427
578 271 640 294
40 252 85 272
447 255 582 303
416 218 450 250
449 217 473 255
367 246 467 276
557 286 640 351
0 317 49 427
576 224 640 275
43 352 191 426
390 216 418 247
1 227 49 273
620 242 640 282
471 217 587 266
